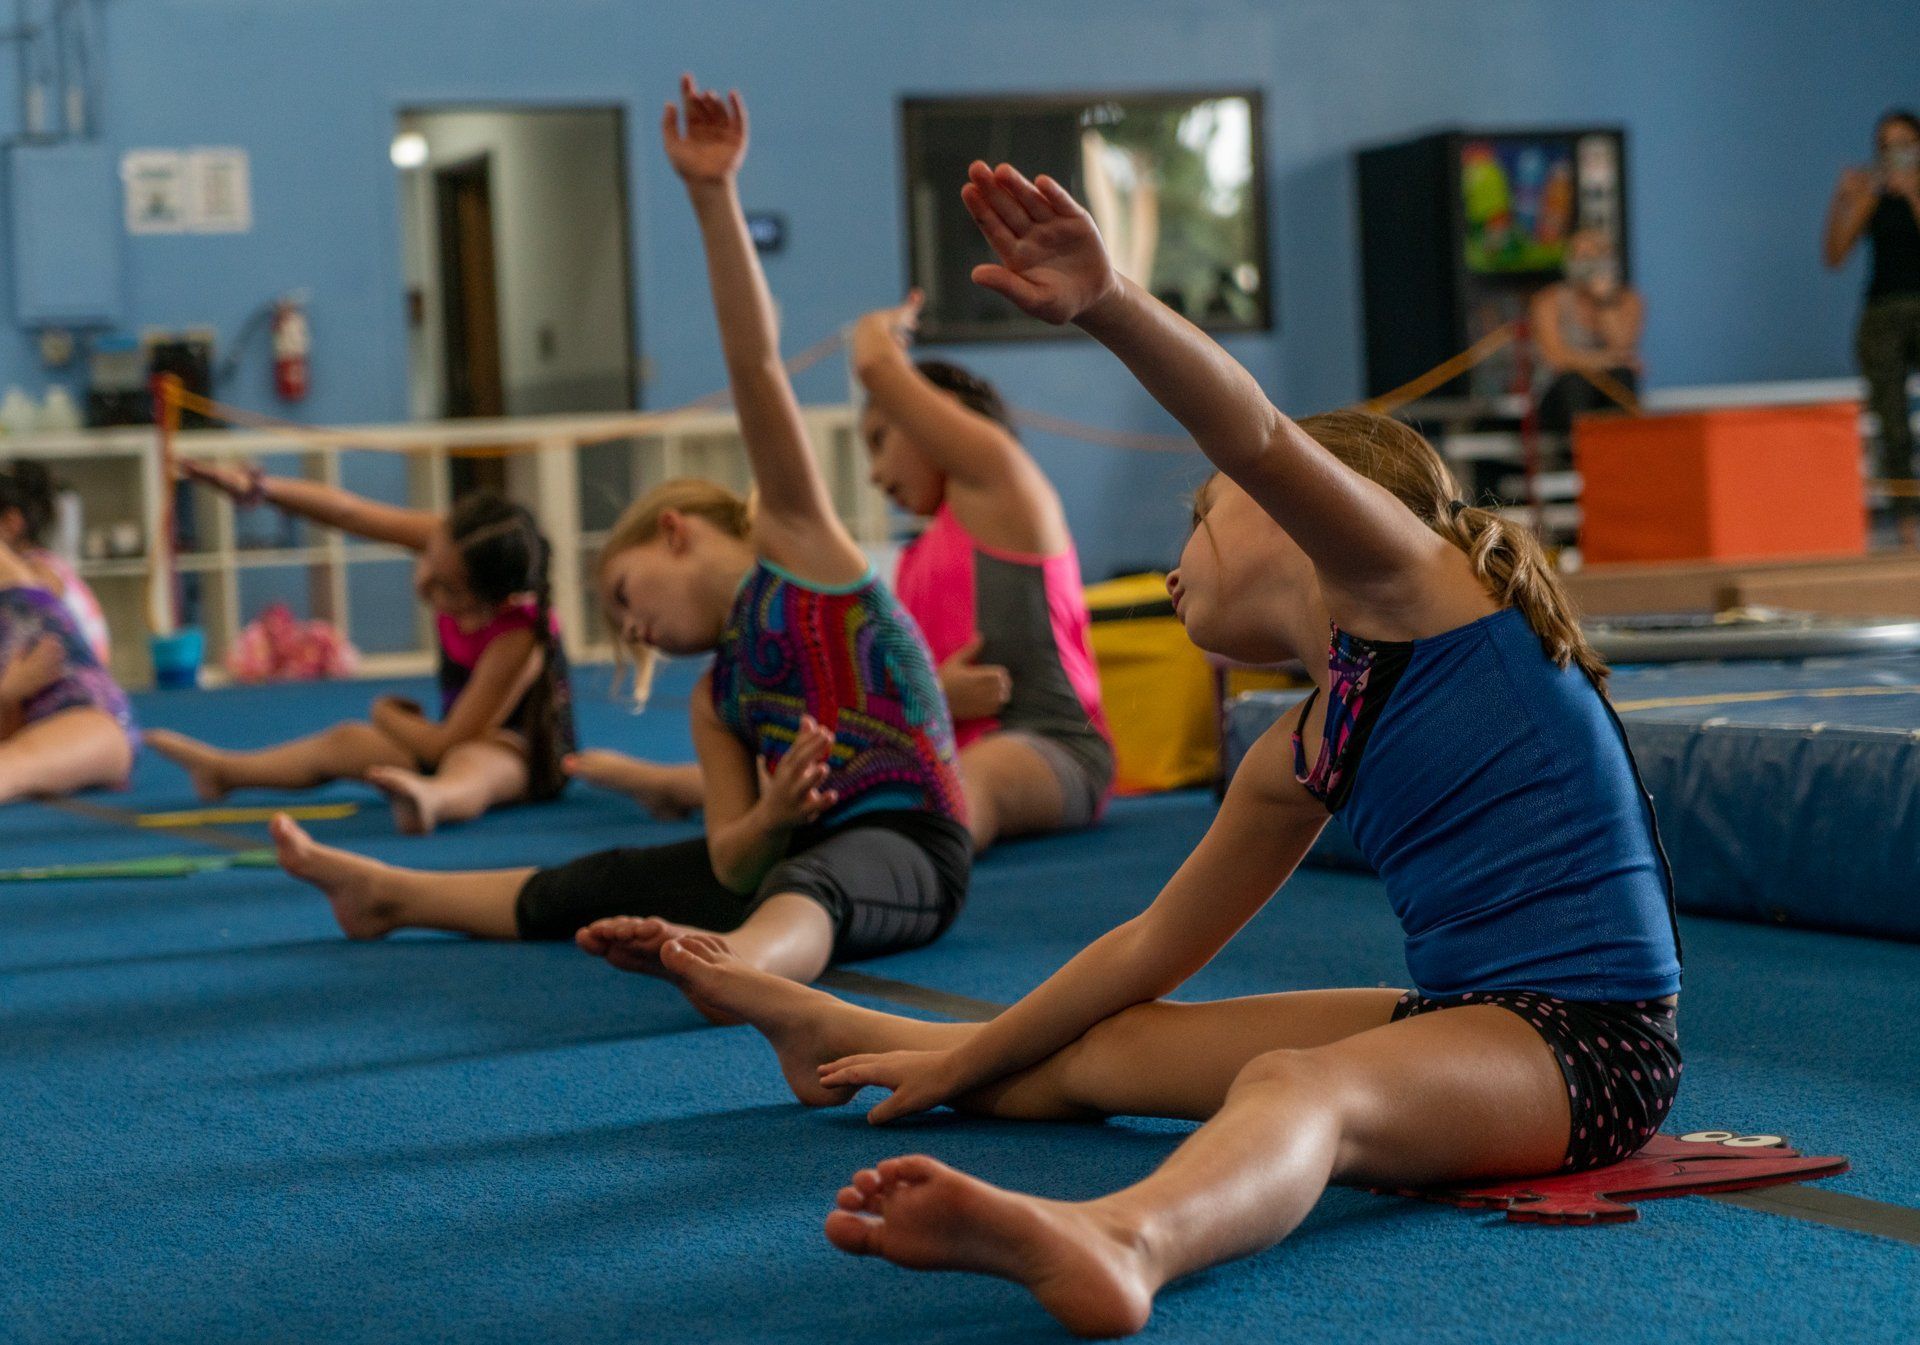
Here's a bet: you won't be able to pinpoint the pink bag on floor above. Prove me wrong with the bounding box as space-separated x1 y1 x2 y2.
224 603 360 682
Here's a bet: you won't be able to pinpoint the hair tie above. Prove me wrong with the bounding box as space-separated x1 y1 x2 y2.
1447 498 1468 519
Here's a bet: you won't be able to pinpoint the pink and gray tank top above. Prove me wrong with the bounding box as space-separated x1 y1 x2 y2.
895 504 1112 788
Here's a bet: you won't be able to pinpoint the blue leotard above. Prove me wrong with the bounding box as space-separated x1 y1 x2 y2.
1293 608 1681 1001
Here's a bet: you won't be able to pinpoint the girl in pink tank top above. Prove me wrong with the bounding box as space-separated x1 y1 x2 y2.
145 477 573 835
854 297 1113 848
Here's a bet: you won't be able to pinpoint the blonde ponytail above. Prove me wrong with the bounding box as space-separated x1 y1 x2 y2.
1295 409 1608 691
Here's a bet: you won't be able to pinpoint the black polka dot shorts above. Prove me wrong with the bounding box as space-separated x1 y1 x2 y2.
1390 989 1682 1172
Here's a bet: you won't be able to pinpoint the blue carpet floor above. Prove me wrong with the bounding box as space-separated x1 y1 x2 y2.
3 664 1916 1343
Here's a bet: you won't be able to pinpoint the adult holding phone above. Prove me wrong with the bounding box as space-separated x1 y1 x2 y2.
1826 109 1920 547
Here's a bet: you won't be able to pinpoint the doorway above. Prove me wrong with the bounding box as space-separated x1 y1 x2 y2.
395 106 639 493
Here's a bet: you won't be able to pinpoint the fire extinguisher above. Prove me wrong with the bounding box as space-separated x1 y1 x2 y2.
272 295 310 402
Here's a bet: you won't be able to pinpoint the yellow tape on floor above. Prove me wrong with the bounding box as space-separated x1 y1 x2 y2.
136 802 360 828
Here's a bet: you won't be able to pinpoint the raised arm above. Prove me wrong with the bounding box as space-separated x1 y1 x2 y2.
851 294 1066 554
665 77 866 585
1824 167 1880 269
960 162 1451 617
178 458 438 550
821 716 1327 1122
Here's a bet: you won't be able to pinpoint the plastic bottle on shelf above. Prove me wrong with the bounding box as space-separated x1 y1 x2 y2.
0 388 40 438
53 489 83 562
37 385 81 433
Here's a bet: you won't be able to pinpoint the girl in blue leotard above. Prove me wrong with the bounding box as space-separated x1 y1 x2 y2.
647 163 1683 1337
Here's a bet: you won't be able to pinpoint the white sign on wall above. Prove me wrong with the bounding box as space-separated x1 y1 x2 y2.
122 150 190 233
189 149 252 233
121 147 253 234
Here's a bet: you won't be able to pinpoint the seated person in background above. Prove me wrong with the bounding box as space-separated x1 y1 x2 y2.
1529 228 1644 434
0 462 111 665
0 537 135 803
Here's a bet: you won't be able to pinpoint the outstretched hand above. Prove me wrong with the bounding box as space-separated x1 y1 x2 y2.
662 73 748 184
849 290 923 371
177 458 263 505
962 162 1117 325
816 1047 967 1124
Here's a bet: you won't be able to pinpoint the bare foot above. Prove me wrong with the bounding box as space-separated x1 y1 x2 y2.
575 914 705 979
824 1155 1154 1339
270 813 402 939
564 751 703 820
366 765 439 836
143 729 233 803
657 934 879 1103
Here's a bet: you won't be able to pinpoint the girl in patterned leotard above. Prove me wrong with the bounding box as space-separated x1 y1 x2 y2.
0 538 135 803
268 78 970 988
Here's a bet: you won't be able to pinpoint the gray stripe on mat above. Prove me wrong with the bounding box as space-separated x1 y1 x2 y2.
1709 1185 1920 1245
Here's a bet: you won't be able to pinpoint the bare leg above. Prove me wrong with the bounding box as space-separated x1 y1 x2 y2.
0 708 133 803
564 749 704 820
270 814 530 939
957 734 1072 852
368 736 530 835
147 721 413 801
827 1007 1569 1338
576 892 838 1022
658 934 1402 1119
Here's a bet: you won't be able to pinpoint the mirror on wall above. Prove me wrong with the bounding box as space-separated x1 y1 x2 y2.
902 90 1272 342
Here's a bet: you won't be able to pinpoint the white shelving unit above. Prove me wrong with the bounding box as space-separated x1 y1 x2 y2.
0 404 878 689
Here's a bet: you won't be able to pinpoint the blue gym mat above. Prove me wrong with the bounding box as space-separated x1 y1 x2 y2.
3 663 1916 1343
1225 653 1920 942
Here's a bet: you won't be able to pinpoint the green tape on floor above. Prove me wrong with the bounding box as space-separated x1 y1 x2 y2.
0 849 279 882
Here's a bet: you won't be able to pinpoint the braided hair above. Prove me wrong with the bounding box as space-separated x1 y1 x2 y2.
446 492 570 797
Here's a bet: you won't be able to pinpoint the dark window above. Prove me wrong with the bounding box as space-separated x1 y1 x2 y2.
902 91 1272 342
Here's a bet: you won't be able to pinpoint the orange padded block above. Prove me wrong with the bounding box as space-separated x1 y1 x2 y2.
1575 404 1867 563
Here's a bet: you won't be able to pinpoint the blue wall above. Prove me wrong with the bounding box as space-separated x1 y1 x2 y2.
4 0 1915 583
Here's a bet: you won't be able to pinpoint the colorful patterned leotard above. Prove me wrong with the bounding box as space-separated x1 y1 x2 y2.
710 560 965 828
0 586 135 743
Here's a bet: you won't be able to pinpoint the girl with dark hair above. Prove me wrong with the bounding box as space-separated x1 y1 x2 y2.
570 298 1115 853
1826 108 1920 546
0 461 111 663
659 163 1681 1337
146 467 574 833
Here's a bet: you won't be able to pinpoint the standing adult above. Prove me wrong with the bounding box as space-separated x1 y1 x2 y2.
1825 109 1920 547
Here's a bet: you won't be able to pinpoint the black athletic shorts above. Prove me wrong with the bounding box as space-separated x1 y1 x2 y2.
514 809 972 964
1391 989 1681 1172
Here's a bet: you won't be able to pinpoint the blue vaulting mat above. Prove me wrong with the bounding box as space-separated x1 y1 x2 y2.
1224 654 1920 942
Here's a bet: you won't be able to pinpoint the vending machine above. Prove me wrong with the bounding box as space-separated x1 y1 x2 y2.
1356 127 1629 403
